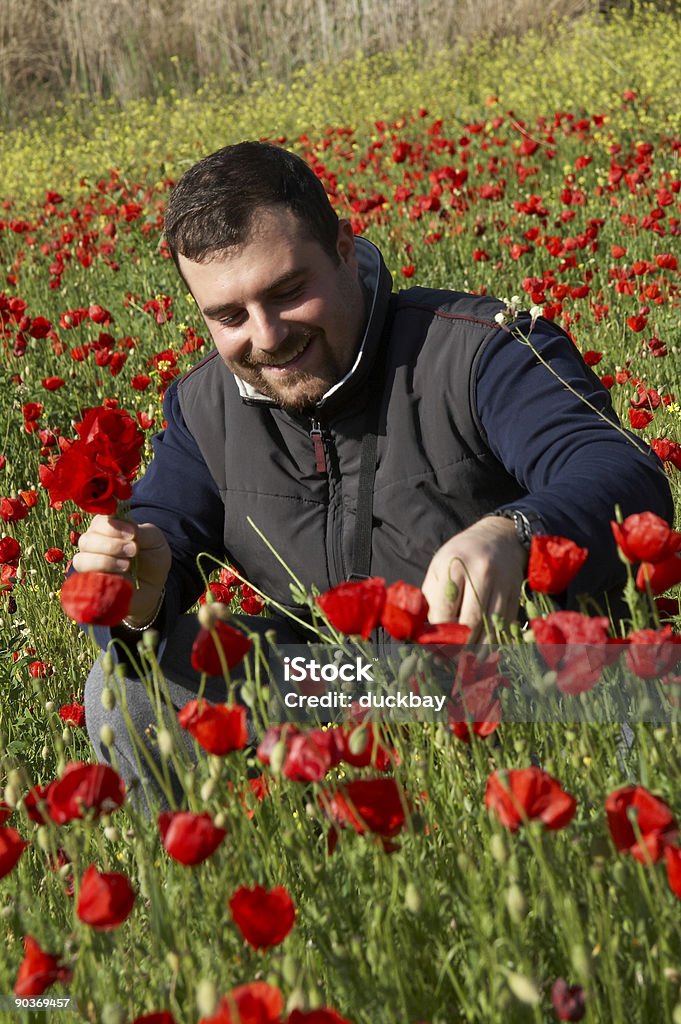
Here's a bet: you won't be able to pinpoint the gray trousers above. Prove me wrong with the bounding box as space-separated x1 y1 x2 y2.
84 614 303 813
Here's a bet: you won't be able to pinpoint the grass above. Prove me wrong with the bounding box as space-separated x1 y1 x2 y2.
0 3 680 1021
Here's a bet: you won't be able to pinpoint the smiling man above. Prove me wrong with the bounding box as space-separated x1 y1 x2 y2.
74 141 673 804
176 206 366 412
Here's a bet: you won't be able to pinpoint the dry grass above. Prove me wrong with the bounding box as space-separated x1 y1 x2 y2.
0 0 620 124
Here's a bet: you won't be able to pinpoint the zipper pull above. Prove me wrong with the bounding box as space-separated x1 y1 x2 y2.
309 419 327 474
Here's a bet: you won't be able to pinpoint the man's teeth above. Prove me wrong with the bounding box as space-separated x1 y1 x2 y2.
268 336 311 366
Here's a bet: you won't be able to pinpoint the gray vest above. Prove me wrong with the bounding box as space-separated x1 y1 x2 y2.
177 245 525 617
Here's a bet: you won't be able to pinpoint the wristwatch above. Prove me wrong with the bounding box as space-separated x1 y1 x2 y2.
495 508 545 551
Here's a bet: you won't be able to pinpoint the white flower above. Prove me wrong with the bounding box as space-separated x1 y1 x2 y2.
529 305 543 324
494 310 507 325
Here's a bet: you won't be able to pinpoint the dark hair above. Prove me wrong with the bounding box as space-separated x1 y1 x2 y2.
164 141 341 270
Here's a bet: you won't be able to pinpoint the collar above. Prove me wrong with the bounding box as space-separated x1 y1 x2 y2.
235 236 394 413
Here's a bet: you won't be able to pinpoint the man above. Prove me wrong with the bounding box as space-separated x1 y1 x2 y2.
74 142 673 798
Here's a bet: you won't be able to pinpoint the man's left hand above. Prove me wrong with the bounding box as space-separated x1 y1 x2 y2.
421 516 528 639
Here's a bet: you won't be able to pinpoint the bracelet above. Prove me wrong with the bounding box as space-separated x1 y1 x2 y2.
122 587 166 632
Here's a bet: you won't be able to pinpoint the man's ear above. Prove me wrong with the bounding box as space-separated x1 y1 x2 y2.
336 219 358 272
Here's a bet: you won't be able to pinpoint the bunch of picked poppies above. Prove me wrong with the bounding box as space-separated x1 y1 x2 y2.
40 405 144 626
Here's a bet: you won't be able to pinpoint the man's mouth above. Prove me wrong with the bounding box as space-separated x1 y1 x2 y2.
257 334 314 371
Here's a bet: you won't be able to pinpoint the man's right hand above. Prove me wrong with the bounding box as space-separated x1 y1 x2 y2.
73 516 172 627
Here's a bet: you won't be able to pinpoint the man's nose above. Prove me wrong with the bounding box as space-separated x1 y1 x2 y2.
249 307 288 352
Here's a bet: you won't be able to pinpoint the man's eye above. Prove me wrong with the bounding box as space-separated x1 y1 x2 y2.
277 284 303 301
218 312 244 327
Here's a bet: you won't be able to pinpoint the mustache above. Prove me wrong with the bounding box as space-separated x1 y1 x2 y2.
242 329 316 367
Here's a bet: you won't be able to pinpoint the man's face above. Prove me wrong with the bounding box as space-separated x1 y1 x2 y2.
178 207 366 413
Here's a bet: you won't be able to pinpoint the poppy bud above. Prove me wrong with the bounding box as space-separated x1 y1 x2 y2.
101 1004 125 1024
101 652 114 676
505 883 527 923
36 826 51 852
45 701 56 712
506 971 540 1006
570 944 591 980
104 826 121 842
490 834 507 863
101 687 116 710
62 728 72 745
200 779 216 802
269 738 287 774
196 978 218 1018
157 729 174 757
404 882 422 914
4 784 19 808
99 725 115 748
166 951 181 973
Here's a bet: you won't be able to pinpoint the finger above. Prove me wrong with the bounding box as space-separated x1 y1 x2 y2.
87 515 137 539
71 550 134 575
135 523 171 554
457 582 486 642
423 569 464 624
77 530 137 560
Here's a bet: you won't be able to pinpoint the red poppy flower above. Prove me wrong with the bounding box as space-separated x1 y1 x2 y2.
485 767 577 832
341 723 394 770
551 978 586 1022
132 1014 177 1024
47 762 126 823
0 497 29 523
58 702 86 728
76 864 136 929
528 535 588 593
636 555 681 594
158 811 227 865
530 611 616 692
322 778 408 838
629 408 654 430
0 536 21 565
74 406 143 478
380 581 429 640
449 651 509 736
199 981 284 1024
229 884 296 948
178 700 248 755
44 547 64 563
605 785 677 863
41 377 65 391
39 445 131 514
612 512 681 563
287 1011 352 1024
627 314 648 332
414 622 472 646
316 577 386 639
191 621 252 675
60 571 132 626
14 935 72 997
624 626 681 679
256 724 300 766
283 728 345 782
0 826 29 878
664 845 681 899
24 785 50 824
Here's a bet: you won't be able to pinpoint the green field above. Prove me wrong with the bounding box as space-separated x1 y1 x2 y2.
0 6 680 1022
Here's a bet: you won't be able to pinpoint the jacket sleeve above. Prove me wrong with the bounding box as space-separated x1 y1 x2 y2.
473 317 674 600
89 381 226 654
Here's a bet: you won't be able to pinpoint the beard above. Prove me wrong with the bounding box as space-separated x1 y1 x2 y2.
226 330 348 413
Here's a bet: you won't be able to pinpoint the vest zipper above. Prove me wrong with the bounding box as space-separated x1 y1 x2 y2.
309 419 327 474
